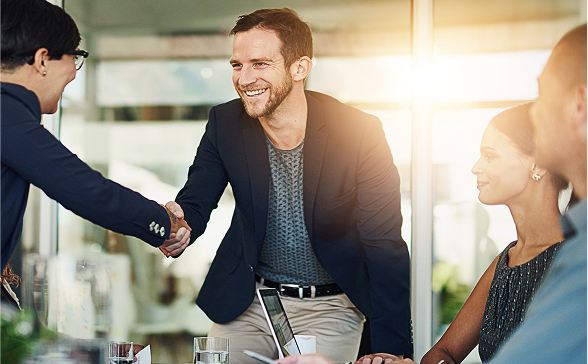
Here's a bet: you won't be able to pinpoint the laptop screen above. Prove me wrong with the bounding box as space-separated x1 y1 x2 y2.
256 288 301 358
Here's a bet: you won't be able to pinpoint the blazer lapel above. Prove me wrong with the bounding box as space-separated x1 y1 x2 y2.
303 93 328 239
242 117 270 248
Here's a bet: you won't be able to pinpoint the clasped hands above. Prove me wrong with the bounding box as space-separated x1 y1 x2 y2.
159 201 191 257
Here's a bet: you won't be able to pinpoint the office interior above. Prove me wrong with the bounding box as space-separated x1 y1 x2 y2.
8 0 586 363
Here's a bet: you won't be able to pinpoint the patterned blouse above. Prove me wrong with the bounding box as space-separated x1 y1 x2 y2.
479 240 562 362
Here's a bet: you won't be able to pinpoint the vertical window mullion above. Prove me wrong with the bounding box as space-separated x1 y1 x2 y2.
410 0 434 361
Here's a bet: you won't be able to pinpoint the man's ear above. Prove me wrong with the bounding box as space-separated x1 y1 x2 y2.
291 56 312 82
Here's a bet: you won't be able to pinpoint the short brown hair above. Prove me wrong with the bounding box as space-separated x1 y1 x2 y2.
230 8 313 68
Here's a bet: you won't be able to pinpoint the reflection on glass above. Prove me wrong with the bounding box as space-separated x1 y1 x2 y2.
22 254 111 339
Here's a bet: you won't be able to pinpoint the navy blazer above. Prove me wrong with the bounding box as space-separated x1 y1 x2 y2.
1 82 172 270
177 91 412 355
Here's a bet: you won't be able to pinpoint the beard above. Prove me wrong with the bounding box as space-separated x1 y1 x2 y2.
239 72 293 119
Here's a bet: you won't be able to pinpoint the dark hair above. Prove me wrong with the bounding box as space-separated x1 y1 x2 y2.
1 0 81 71
230 8 313 68
489 102 578 207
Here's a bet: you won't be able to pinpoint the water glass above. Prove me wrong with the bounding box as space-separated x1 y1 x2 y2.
194 337 229 364
109 341 133 364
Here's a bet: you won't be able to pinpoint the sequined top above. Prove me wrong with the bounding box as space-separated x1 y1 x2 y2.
479 240 562 362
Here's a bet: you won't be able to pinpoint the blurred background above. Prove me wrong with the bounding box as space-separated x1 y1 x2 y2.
10 0 586 363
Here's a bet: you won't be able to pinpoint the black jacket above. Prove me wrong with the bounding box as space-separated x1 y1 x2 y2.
1 82 172 270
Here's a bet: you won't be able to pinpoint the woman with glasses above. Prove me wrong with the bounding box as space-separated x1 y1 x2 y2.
1 0 191 308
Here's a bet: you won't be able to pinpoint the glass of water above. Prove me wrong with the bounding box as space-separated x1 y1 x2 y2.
109 341 133 364
194 337 229 364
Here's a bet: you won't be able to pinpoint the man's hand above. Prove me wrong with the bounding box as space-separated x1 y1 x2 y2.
159 201 191 257
355 354 407 364
277 353 335 364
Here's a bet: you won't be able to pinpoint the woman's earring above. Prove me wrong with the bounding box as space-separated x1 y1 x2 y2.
42 71 47 76
532 173 541 181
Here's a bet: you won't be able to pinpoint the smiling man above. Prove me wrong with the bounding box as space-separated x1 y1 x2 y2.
167 8 412 364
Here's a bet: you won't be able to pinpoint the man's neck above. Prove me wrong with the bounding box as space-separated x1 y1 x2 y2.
259 90 308 150
566 159 587 200
572 176 587 201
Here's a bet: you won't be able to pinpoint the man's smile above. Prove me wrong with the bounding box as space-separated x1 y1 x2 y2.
242 88 268 97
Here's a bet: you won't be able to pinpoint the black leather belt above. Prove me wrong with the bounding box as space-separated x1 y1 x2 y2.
255 274 343 298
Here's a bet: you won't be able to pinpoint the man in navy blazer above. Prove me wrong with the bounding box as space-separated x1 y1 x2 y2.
167 8 412 363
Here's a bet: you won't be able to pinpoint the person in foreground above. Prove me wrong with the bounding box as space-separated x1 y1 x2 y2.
277 23 588 364
1 0 191 303
163 7 412 363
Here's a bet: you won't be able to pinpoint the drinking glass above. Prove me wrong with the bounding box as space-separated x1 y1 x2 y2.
109 341 133 364
194 337 229 364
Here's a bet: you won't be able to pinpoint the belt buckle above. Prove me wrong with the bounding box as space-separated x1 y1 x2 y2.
298 285 316 299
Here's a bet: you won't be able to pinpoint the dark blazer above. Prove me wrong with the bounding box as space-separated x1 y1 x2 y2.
1 82 172 270
177 91 412 355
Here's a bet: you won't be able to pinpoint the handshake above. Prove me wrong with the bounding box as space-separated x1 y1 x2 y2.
160 201 191 258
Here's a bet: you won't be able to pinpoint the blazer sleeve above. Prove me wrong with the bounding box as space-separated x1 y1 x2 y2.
175 106 229 242
1 113 171 247
356 117 413 355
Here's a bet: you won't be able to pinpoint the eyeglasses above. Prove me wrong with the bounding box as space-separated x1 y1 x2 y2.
63 50 89 70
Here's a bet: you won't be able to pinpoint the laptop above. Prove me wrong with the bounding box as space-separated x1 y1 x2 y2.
256 288 301 358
